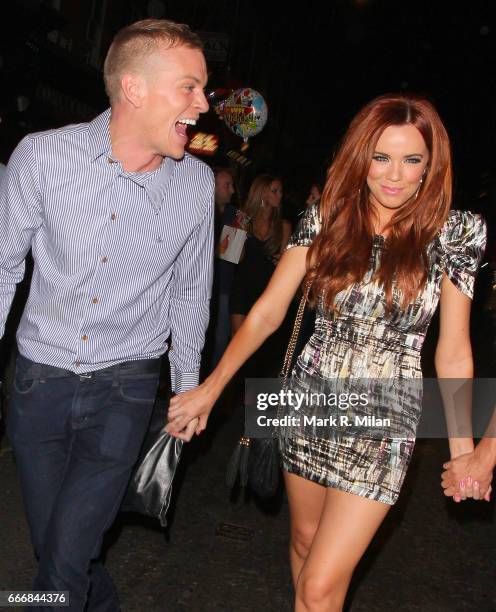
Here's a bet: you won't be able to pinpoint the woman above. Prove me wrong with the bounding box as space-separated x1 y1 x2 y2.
230 174 291 337
305 181 322 209
166 94 487 610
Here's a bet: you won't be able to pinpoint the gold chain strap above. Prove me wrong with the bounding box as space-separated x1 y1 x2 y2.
280 282 310 383
241 282 310 447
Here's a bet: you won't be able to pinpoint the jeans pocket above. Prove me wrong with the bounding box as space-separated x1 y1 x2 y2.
118 375 159 404
13 375 39 395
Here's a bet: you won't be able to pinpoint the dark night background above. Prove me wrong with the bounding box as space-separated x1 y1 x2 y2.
1 0 495 220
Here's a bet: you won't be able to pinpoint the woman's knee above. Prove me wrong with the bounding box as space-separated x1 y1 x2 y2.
296 570 349 611
290 524 316 560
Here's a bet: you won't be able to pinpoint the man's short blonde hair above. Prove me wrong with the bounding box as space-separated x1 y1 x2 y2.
103 19 203 103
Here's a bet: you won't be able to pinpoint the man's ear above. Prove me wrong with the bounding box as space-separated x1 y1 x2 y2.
120 73 146 109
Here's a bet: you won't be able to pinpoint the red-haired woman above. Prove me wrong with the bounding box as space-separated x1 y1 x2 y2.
166 94 487 610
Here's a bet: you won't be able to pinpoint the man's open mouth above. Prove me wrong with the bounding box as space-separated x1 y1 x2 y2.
175 118 197 139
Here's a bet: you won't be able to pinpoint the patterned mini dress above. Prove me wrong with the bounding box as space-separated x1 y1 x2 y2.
279 204 487 504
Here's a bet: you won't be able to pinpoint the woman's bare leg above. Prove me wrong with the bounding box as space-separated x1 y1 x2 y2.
283 471 326 587
294 487 391 612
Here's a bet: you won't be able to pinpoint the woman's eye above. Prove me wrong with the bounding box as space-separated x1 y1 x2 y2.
372 155 388 162
405 157 422 164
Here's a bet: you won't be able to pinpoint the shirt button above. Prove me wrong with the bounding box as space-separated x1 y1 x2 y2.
92 297 99 304
82 335 88 341
110 213 117 221
74 361 81 367
101 256 108 263
107 157 115 164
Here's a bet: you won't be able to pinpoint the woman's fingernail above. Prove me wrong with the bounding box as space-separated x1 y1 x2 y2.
459 480 465 489
473 480 479 487
466 476 472 486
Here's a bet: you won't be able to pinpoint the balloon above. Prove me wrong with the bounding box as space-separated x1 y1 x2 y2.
223 88 268 142
207 87 232 118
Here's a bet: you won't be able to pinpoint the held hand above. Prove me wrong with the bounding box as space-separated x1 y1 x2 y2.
441 451 493 502
167 417 200 442
165 382 217 437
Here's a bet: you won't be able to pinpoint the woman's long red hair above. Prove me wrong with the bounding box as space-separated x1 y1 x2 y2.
307 94 452 310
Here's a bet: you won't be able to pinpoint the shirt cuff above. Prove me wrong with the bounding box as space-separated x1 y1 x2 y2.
170 366 199 395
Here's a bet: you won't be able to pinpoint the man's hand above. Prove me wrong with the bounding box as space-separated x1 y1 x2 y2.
441 450 493 502
167 417 200 442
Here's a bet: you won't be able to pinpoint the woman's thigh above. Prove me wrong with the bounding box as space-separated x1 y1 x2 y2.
284 470 327 547
301 486 391 585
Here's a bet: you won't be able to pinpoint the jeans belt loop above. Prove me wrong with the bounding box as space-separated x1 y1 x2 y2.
112 363 120 388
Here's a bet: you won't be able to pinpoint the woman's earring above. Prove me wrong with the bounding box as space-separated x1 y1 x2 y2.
414 177 423 200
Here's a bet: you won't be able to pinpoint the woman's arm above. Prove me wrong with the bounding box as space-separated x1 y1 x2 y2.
166 245 309 440
435 273 475 459
435 273 475 464
282 220 292 249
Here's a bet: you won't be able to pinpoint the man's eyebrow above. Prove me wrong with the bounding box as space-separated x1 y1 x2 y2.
180 75 202 83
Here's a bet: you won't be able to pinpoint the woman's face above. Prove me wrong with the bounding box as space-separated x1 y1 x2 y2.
264 180 283 208
306 185 321 206
366 124 429 213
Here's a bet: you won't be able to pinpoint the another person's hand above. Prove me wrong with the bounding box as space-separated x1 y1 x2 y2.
166 382 218 439
166 417 199 443
441 450 493 502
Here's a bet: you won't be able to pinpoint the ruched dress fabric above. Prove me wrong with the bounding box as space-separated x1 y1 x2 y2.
280 204 487 504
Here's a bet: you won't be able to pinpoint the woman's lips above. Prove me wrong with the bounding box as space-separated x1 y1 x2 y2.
381 185 404 195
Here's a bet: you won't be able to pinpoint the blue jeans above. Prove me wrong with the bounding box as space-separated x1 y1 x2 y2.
7 354 161 612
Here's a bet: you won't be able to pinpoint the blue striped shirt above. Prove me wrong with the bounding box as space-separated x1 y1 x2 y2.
0 109 214 393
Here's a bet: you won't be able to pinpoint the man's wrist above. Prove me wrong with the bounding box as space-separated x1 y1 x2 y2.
170 368 199 394
474 437 496 471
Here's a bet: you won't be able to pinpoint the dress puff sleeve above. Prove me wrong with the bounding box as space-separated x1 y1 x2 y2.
286 201 322 249
438 210 487 299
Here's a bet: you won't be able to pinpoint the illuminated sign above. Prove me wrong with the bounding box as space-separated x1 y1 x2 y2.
187 132 219 156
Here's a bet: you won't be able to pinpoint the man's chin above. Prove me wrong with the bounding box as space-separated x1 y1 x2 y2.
165 147 186 161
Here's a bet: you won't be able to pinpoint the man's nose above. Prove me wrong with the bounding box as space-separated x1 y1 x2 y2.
196 90 209 114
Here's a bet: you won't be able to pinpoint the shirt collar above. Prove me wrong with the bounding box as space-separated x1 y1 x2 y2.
87 107 176 212
87 108 112 161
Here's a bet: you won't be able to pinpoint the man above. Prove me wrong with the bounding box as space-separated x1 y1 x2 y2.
1 19 212 611
207 167 238 369
214 168 236 233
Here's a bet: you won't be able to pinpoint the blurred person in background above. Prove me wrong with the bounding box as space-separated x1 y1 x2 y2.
229 175 292 374
204 167 238 372
305 181 322 209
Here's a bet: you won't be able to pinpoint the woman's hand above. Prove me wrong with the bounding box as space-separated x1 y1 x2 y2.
165 381 219 440
441 450 493 502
